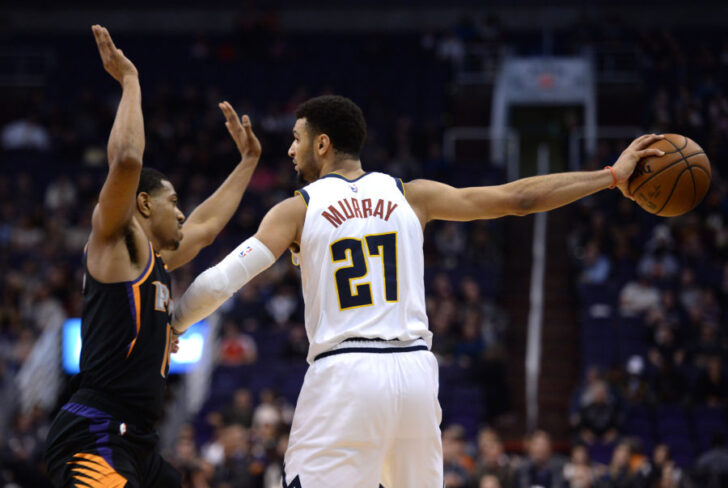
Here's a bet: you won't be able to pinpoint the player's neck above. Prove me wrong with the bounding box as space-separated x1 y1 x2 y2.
319 158 364 180
135 216 162 251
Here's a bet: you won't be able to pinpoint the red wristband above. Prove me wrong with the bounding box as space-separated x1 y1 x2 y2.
604 165 617 189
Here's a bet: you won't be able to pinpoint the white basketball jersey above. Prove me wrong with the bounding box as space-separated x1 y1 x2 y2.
295 172 431 363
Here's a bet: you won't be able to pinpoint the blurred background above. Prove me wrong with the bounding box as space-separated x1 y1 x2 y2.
1 1 727 487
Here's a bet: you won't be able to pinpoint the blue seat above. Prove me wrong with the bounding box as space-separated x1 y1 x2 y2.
662 436 695 468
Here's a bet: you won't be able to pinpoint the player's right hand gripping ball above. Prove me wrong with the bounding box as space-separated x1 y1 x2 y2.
628 133 711 217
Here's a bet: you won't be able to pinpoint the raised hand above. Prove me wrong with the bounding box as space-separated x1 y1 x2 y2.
219 101 262 162
92 25 138 83
613 134 665 198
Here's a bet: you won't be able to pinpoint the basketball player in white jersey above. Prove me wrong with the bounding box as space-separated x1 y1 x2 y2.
171 96 664 487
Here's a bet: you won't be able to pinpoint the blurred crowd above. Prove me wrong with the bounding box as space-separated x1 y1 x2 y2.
562 23 728 488
0 11 727 488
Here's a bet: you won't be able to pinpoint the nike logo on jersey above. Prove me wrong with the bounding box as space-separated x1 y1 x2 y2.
321 197 398 228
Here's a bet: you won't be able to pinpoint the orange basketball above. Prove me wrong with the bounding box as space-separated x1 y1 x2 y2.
628 134 712 217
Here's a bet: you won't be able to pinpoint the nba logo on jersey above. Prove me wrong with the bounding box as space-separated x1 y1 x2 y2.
239 246 253 258
349 183 358 193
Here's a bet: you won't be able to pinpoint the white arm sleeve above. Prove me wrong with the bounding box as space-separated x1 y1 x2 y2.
172 236 275 333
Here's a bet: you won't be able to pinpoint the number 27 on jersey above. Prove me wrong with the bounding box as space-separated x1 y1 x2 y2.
330 232 398 310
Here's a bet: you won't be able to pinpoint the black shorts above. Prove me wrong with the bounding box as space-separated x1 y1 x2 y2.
44 402 180 488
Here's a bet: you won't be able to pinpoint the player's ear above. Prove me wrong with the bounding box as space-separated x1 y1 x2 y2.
136 192 152 218
316 134 330 155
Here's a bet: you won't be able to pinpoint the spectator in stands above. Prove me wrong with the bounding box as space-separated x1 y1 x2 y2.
262 432 288 488
637 225 679 283
515 430 565 488
265 283 300 325
454 310 486 368
218 320 258 366
475 428 516 488
460 276 506 350
567 464 596 488
619 355 654 406
0 409 50 487
693 355 728 406
619 273 660 318
429 303 459 361
211 424 263 487
563 444 604 488
435 222 467 269
24 284 65 332
443 424 476 487
480 474 504 488
648 322 685 372
649 357 689 405
579 240 612 285
1 114 51 151
645 290 684 332
644 444 688 488
252 389 281 432
677 268 701 313
282 324 308 361
200 413 237 478
688 322 722 369
169 428 211 488
571 366 607 421
464 221 503 272
573 380 622 446
693 433 728 487
44 176 78 212
597 441 647 488
221 388 254 428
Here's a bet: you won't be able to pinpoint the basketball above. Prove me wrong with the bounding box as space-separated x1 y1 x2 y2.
628 134 711 217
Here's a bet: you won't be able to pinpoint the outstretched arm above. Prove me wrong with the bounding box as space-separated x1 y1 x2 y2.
162 102 262 271
171 196 305 334
89 25 145 241
405 134 665 224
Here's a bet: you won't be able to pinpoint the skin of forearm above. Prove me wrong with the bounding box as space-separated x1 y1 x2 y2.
107 76 144 165
500 169 613 215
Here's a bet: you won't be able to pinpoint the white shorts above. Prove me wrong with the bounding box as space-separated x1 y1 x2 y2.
283 338 443 488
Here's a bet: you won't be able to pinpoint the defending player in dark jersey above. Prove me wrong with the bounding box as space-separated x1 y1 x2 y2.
44 25 262 487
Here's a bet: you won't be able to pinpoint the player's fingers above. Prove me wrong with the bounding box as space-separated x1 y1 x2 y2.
219 102 239 125
629 134 650 148
97 27 109 47
97 30 115 60
632 133 656 147
636 148 665 159
225 102 241 123
92 25 102 44
101 27 118 51
635 133 664 149
92 26 108 56
618 186 635 201
218 102 230 119
243 116 260 147
218 102 231 119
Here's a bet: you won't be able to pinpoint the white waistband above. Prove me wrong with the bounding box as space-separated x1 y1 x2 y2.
330 337 428 351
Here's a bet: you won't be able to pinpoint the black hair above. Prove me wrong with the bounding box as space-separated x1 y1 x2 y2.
295 95 367 157
136 167 169 196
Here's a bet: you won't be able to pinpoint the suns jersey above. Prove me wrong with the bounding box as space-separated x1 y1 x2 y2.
295 172 431 363
74 241 173 429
